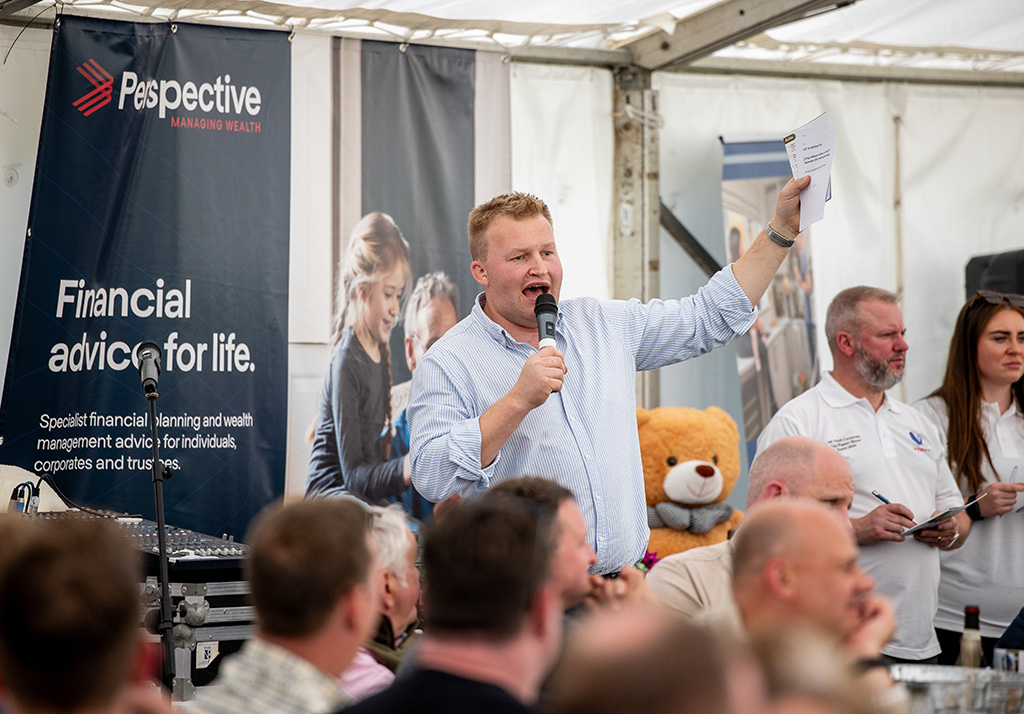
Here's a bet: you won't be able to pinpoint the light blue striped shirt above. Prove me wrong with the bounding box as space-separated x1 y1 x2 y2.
408 266 756 573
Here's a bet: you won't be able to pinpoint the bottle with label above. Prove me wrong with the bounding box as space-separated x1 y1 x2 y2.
957 605 985 668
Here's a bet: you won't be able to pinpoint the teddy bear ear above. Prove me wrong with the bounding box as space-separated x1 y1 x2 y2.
706 406 739 441
637 409 651 428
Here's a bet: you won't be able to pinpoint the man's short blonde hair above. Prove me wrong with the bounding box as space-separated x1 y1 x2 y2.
467 192 552 262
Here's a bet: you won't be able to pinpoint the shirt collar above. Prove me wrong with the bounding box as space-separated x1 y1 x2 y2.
818 371 903 414
472 291 563 347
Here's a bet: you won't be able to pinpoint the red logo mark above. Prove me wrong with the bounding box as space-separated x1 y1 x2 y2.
73 59 113 116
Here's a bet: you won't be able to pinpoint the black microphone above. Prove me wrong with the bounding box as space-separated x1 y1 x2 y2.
135 341 162 395
534 293 558 349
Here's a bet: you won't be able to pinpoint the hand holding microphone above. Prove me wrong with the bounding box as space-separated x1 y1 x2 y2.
509 294 566 411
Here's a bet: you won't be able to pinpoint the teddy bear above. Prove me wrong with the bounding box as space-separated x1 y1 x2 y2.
638 406 744 564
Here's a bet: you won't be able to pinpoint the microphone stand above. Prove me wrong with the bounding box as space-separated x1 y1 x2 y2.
145 387 176 692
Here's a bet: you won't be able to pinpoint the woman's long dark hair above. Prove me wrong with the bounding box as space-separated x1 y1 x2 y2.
929 297 1024 493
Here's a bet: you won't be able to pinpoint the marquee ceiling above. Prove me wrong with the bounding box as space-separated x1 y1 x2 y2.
5 0 1023 83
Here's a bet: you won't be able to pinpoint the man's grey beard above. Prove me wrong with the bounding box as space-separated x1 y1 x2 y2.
853 345 904 392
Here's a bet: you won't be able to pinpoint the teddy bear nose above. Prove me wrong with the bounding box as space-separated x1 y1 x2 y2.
696 464 716 478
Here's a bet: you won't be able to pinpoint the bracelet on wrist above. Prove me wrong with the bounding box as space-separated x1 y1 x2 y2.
765 222 796 248
966 494 984 522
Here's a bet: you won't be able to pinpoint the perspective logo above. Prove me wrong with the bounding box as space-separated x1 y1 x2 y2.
73 59 113 116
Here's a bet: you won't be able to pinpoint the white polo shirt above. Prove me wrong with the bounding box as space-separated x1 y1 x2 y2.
757 372 962 660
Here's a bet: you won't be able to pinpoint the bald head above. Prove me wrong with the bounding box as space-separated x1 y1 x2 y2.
732 500 874 643
548 606 764 714
748 437 854 518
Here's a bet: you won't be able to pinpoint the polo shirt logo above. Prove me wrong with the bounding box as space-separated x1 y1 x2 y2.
909 431 930 453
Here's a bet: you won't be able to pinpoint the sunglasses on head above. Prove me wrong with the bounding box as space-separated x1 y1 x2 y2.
969 290 1024 309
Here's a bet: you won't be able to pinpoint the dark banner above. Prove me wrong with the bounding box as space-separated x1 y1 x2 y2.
0 16 290 540
361 40 476 384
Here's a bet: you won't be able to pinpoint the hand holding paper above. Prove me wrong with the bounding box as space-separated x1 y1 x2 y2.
903 493 985 536
784 111 836 231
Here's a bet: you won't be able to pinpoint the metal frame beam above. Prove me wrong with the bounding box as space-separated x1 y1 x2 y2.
612 66 660 408
626 0 854 71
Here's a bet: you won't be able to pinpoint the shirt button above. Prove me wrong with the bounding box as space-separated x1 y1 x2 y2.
595 494 602 500
599 536 605 542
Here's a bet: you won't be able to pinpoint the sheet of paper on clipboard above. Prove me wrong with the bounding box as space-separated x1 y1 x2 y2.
901 493 986 536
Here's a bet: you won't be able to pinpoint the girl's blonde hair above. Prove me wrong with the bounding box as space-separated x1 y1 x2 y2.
332 212 411 347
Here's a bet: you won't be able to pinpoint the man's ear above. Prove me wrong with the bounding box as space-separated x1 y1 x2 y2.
380 571 397 612
404 336 416 371
470 260 488 288
340 582 372 632
528 583 560 639
130 639 161 683
763 557 796 600
836 331 857 357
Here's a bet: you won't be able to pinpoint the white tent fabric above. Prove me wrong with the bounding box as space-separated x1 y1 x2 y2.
27 0 1024 75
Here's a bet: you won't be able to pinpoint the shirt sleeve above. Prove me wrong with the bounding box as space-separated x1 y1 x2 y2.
607 265 757 372
407 355 500 502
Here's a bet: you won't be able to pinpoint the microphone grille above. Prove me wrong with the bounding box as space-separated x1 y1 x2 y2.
534 292 557 316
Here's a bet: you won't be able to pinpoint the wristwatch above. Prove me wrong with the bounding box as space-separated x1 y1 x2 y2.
966 494 984 522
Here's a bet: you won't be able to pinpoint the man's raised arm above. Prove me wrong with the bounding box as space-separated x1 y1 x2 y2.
731 175 810 307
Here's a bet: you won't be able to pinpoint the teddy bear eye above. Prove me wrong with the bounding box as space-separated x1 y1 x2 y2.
712 455 718 465
667 457 677 466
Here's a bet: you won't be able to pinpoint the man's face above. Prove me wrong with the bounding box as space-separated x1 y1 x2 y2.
471 214 563 335
789 513 874 641
405 297 458 373
553 500 597 608
850 299 908 392
388 529 421 634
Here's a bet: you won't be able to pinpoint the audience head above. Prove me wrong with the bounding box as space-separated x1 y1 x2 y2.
0 516 144 713
245 499 377 645
824 286 906 393
467 192 552 263
548 605 768 714
367 504 420 635
731 499 874 644
933 292 1024 492
751 625 881 714
748 436 854 518
484 476 597 608
422 498 557 642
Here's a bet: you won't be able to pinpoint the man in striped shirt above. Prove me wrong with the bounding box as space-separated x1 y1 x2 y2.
408 176 809 575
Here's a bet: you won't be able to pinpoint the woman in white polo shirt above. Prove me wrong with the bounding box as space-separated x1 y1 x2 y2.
915 290 1024 665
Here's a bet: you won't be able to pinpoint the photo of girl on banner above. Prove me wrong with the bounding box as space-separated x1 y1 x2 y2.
306 213 413 502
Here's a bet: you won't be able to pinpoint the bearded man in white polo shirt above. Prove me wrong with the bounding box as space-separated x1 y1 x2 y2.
757 285 971 663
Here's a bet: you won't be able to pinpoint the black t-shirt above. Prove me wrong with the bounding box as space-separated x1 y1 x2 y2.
342 668 536 714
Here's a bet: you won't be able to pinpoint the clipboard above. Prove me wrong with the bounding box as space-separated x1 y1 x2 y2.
901 493 986 536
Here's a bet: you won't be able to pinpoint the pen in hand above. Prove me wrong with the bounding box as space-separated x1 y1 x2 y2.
873 490 917 526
